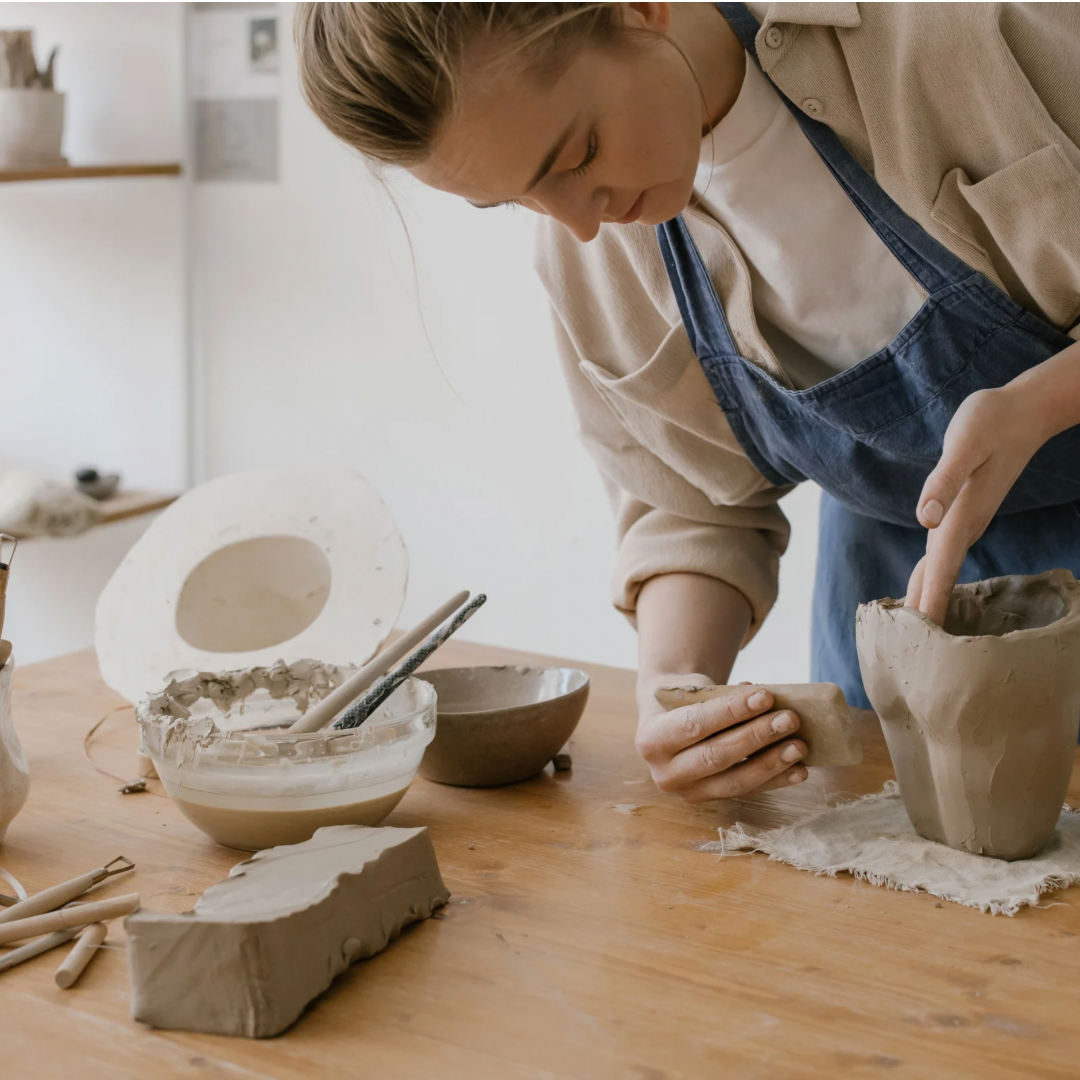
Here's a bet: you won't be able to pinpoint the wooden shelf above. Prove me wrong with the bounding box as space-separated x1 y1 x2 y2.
5 490 178 540
97 489 178 526
0 163 181 183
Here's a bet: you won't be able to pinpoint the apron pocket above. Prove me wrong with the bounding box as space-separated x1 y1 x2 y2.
932 144 1080 331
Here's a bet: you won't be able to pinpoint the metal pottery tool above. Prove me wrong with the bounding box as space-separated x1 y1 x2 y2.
287 590 470 734
332 594 488 732
0 856 134 925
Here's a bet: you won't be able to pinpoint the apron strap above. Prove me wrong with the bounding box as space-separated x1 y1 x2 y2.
715 2 974 297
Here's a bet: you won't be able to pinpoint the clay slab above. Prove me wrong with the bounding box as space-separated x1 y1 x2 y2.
126 825 449 1037
654 683 862 767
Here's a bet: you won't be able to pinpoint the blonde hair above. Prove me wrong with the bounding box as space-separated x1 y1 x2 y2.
294 3 624 167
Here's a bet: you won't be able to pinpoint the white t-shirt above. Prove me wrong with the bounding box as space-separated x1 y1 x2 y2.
693 56 927 390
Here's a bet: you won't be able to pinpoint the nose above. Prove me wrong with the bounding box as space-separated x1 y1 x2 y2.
527 189 605 243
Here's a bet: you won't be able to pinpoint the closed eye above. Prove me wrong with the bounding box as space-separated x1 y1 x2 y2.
569 129 599 177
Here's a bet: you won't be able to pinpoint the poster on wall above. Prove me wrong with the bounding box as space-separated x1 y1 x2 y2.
191 2 280 182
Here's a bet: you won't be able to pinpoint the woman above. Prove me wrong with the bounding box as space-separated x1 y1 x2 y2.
296 3 1080 801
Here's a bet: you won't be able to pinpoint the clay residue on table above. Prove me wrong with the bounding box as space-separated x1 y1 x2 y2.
857 569 1080 861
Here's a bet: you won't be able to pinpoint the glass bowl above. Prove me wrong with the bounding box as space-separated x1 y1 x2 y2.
137 664 436 851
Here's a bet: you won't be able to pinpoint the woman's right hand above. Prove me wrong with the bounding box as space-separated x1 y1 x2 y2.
634 676 807 802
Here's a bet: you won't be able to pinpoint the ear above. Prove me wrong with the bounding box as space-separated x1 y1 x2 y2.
620 3 672 36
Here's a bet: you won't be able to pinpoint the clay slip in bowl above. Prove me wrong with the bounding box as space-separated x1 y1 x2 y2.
419 665 589 787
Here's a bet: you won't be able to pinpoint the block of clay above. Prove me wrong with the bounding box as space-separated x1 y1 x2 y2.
857 569 1080 861
654 682 862 767
126 825 449 1037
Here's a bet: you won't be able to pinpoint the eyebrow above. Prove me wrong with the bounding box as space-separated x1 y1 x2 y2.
468 120 577 209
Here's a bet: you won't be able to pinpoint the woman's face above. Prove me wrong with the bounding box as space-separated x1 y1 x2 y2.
410 4 741 242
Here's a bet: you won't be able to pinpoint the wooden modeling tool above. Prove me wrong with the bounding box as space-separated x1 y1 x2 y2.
332 594 488 732
0 892 140 946
0 533 16 644
0 855 134 925
654 682 863 767
0 928 78 975
287 591 470 734
55 922 107 988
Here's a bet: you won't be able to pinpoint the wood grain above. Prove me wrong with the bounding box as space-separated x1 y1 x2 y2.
2 643 1079 1079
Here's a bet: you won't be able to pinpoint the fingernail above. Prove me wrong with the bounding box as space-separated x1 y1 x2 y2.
922 498 943 527
787 768 807 784
771 711 796 735
781 742 804 763
748 690 770 710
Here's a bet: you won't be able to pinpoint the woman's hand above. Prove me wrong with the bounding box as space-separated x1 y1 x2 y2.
907 341 1080 626
635 675 807 802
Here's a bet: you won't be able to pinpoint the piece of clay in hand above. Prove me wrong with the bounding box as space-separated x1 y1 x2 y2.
653 682 863 767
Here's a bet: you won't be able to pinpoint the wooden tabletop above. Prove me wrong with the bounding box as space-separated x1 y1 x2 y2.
3 643 1080 1079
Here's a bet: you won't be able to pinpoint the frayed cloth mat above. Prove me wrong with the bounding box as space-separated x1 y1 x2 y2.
706 782 1080 915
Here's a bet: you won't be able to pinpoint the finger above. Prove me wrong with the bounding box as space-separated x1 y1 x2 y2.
905 555 926 610
917 441 988 529
665 710 801 787
636 685 774 760
679 743 808 803
917 501 975 625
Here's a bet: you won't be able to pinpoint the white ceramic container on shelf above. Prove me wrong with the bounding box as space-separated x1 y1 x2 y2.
0 657 30 842
0 89 65 168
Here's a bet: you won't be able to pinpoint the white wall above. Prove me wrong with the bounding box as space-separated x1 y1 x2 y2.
3 2 820 683
194 4 820 678
0 2 186 663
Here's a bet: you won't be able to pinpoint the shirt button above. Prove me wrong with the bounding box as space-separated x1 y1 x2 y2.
802 98 823 116
764 26 784 48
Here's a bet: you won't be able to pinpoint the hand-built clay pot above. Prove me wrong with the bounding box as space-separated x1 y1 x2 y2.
419 666 589 787
856 569 1080 861
0 655 30 842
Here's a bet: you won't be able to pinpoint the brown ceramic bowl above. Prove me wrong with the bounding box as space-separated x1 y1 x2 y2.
418 665 590 787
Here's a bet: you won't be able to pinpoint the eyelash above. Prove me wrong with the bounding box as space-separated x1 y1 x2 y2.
569 130 599 177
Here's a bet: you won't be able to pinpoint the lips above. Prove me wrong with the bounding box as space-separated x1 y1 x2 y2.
614 190 646 225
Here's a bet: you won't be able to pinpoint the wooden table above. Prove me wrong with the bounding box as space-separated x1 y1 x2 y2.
3 644 1080 1079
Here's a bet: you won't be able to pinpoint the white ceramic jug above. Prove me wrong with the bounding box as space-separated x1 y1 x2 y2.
0 656 30 842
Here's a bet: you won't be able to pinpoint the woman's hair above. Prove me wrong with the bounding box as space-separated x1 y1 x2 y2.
294 3 622 167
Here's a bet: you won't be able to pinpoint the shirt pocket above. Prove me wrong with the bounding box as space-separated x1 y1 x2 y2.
931 144 1080 330
578 326 776 507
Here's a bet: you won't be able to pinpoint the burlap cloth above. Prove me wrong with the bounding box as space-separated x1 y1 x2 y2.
706 782 1080 915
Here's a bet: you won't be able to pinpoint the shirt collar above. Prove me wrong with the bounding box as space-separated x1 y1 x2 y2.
764 3 861 29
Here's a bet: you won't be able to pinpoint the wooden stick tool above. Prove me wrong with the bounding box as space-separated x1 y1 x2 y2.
0 855 134 925
0 928 78 975
287 591 469 734
55 923 108 988
0 892 140 946
332 594 487 731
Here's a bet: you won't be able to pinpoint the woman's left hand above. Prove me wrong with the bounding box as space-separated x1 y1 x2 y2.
906 341 1080 625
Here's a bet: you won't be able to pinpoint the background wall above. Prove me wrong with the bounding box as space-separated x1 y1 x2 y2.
0 2 186 663
4 1 819 686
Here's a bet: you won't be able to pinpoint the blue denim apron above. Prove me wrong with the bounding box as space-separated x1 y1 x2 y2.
656 2 1080 708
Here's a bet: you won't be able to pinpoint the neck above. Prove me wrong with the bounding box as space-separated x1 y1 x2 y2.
668 2 746 135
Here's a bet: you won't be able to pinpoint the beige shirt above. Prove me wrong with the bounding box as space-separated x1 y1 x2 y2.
535 2 1080 640
693 49 927 388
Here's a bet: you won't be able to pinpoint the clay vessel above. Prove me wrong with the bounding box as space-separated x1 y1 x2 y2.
856 569 1080 861
419 666 589 787
0 655 30 842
